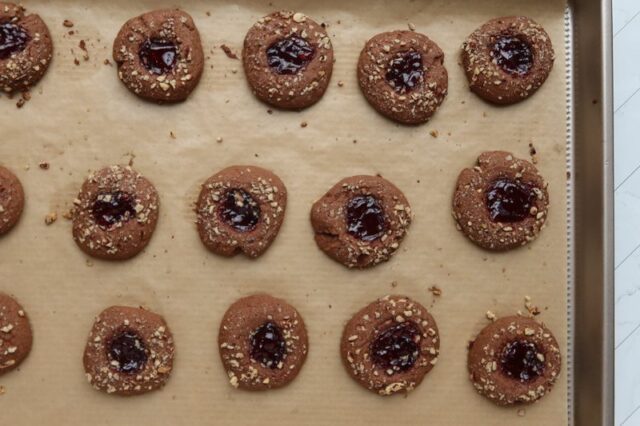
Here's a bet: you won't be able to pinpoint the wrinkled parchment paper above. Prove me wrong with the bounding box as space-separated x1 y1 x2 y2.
0 0 568 424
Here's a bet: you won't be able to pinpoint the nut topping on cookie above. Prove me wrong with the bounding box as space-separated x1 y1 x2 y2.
311 175 412 268
452 151 549 251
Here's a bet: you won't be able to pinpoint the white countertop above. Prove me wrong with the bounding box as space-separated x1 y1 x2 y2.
614 0 640 424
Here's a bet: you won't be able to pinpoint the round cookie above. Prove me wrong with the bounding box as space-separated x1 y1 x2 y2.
461 16 554 105
0 2 53 93
0 293 32 376
310 175 412 268
195 165 287 258
357 30 448 124
72 165 160 261
0 165 24 235
452 151 549 251
468 315 561 406
242 11 333 110
113 8 204 103
83 305 175 396
341 295 439 396
218 294 308 391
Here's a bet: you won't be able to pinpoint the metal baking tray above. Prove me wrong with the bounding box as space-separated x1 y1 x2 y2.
569 0 614 424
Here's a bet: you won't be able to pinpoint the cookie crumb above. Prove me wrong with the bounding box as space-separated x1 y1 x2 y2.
62 210 73 220
206 11 211 17
74 58 80 66
486 311 496 321
79 40 89 61
429 130 439 138
220 44 238 59
16 98 25 108
103 59 112 66
517 409 526 417
216 137 223 143
428 286 442 296
63 19 74 28
408 22 416 31
337 81 344 87
391 281 398 288
86 259 94 267
266 109 273 114
170 131 176 139
38 161 49 170
44 212 57 225
0 385 5 395
528 143 538 164
300 121 308 128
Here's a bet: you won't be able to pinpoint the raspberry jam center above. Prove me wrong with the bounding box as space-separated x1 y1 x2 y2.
491 35 533 76
108 329 148 374
370 321 421 373
346 195 386 242
139 39 178 75
266 36 315 75
500 340 545 382
385 50 424 93
485 178 537 223
0 22 30 60
249 321 286 369
219 189 261 232
91 191 137 228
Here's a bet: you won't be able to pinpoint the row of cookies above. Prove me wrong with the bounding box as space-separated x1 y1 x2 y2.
0 292 561 405
0 151 549 265
2 4 554 123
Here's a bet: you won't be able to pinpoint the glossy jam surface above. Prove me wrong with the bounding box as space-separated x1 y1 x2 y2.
0 22 30 60
491 35 533 76
485 178 537 223
108 330 148 373
346 195 386 242
385 50 423 93
250 321 286 369
266 36 314 75
139 39 178 74
219 189 261 233
91 191 137 228
370 321 421 373
500 340 545 382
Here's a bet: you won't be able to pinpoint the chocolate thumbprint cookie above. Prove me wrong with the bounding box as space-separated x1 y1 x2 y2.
0 2 53 93
72 165 159 260
83 306 175 396
113 9 204 103
0 293 32 376
218 294 308 390
243 11 333 109
461 16 554 105
196 166 287 258
452 151 549 250
0 165 24 236
357 30 448 124
341 295 439 396
311 175 412 268
468 315 561 405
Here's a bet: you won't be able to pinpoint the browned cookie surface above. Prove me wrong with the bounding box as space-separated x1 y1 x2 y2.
357 30 448 124
0 2 52 93
196 165 287 258
461 16 554 105
243 11 333 110
113 8 204 103
0 165 24 235
341 295 439 396
468 315 561 406
72 165 159 260
311 175 412 268
452 151 549 251
0 293 32 376
218 294 308 391
83 306 175 396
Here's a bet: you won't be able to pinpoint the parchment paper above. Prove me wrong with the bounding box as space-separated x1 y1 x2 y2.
0 0 568 424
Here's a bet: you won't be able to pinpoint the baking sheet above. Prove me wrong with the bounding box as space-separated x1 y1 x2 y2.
0 0 568 424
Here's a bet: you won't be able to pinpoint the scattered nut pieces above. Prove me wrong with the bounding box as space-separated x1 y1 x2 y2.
428 286 442 296
408 22 416 31
486 310 496 321
44 212 57 225
220 44 238 59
